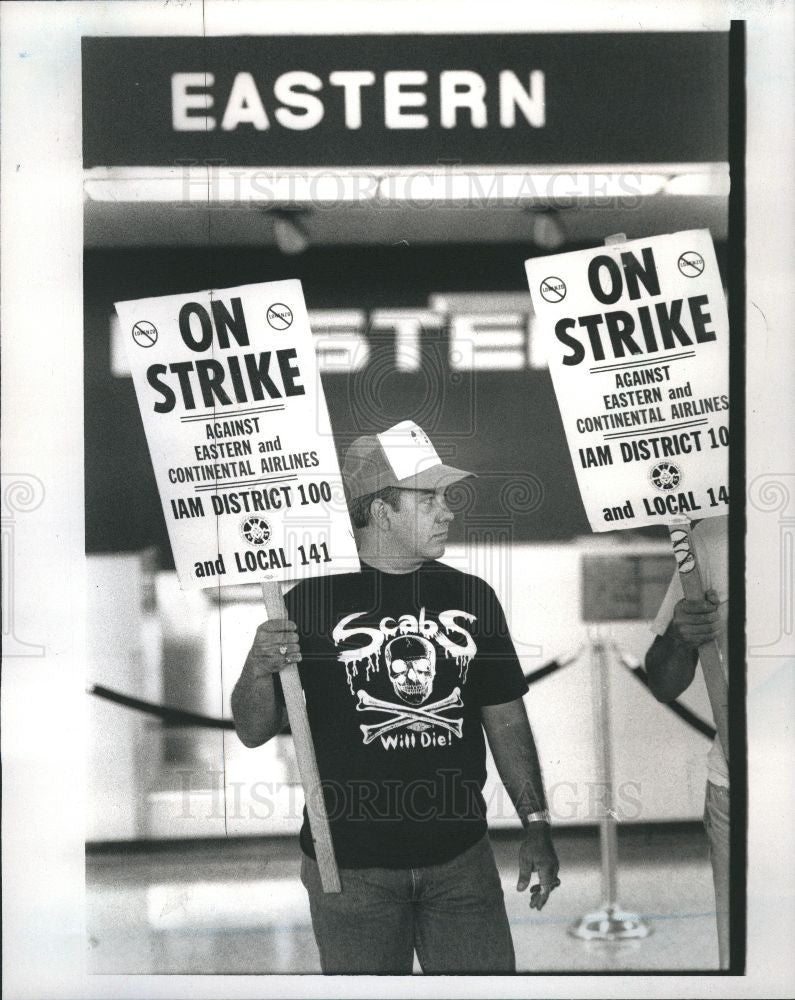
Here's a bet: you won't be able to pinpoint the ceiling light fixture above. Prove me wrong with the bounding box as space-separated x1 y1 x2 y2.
529 209 566 250
271 210 310 255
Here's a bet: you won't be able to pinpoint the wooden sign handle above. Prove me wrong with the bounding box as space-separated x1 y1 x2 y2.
668 524 730 764
261 581 341 893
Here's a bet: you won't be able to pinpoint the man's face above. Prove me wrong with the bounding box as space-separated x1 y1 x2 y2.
387 488 455 561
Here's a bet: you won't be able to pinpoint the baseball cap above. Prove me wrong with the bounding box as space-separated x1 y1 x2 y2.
341 420 475 501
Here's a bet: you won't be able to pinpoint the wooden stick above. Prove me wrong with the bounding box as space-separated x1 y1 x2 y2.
667 523 730 763
261 581 341 893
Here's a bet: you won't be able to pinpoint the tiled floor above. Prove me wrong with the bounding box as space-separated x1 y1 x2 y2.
87 825 720 974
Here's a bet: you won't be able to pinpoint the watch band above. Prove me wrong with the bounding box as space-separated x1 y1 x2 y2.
525 809 551 825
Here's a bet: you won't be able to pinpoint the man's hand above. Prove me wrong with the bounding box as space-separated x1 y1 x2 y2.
672 588 723 649
516 823 560 910
232 619 300 748
245 618 302 678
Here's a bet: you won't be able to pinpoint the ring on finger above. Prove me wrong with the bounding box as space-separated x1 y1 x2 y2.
279 645 287 656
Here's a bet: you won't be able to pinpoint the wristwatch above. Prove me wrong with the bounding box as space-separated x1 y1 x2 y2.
525 809 551 825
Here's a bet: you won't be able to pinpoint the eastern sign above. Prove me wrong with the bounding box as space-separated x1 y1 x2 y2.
116 279 360 588
82 33 728 167
525 230 729 531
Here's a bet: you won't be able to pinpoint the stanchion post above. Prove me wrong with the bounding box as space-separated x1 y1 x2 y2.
569 625 650 941
594 633 619 910
261 581 341 894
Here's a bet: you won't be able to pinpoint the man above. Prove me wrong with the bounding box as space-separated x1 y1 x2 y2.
232 420 560 974
645 514 729 968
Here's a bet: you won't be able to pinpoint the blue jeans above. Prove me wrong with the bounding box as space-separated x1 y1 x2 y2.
703 781 730 969
300 834 515 974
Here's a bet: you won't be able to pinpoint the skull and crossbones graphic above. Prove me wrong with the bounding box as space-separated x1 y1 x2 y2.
355 635 463 744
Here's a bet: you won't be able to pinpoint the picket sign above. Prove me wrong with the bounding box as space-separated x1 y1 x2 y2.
261 581 341 893
116 279 350 894
598 233 729 763
524 230 731 769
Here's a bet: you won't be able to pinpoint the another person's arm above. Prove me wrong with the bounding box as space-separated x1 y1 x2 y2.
646 588 722 703
482 698 560 910
231 619 301 747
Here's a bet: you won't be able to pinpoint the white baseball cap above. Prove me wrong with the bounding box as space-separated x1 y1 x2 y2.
341 420 474 501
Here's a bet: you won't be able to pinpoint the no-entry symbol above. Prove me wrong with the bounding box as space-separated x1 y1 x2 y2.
267 303 293 330
132 321 158 347
539 276 567 303
677 251 705 277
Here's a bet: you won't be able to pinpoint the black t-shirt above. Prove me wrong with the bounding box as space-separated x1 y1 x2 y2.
278 559 529 869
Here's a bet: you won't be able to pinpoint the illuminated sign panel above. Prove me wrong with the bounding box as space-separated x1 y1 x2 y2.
83 34 728 167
